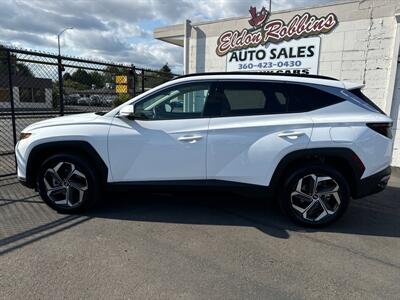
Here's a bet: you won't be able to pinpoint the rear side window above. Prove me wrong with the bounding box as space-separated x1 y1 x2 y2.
284 84 344 113
349 89 385 114
217 81 344 117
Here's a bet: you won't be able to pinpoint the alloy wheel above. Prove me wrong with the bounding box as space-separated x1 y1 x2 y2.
290 174 341 222
43 161 88 208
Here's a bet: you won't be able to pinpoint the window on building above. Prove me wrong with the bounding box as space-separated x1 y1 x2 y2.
33 88 45 103
20 87 33 102
19 87 46 103
0 88 9 102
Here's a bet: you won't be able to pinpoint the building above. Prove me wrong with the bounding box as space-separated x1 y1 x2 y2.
154 0 400 167
0 75 53 110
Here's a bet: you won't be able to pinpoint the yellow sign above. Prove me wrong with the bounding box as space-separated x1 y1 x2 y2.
116 85 128 93
115 75 127 84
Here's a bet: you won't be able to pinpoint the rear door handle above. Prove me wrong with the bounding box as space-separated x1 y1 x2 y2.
177 135 203 142
278 131 305 138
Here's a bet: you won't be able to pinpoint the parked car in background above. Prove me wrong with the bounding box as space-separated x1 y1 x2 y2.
16 72 393 227
77 96 91 106
65 94 80 105
89 95 101 106
101 95 116 107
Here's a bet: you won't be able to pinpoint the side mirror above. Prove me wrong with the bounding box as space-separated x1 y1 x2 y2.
119 105 134 118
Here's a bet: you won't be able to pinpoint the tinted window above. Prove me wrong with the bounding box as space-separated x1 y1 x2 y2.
286 84 344 113
217 81 344 116
218 82 267 116
134 83 211 120
350 88 385 114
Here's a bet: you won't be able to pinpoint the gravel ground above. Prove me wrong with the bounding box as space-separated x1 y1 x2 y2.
1 174 399 299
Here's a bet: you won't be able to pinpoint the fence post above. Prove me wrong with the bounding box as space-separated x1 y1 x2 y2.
141 69 145 94
58 56 64 116
7 50 18 173
131 66 136 97
7 50 17 147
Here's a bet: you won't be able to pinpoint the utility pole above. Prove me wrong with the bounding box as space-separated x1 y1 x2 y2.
57 27 73 56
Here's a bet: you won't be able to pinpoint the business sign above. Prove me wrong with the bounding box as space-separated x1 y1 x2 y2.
216 6 337 57
115 75 128 94
226 37 320 74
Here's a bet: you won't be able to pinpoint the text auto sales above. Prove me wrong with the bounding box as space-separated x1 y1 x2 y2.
229 45 316 74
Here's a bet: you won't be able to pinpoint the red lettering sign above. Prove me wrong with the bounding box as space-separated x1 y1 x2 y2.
216 7 338 56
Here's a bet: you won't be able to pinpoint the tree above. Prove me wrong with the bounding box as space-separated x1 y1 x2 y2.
0 44 34 77
70 68 92 88
15 62 34 77
90 71 105 89
159 63 173 80
63 72 72 81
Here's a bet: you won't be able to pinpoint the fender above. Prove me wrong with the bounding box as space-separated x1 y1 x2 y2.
25 141 108 188
269 147 365 197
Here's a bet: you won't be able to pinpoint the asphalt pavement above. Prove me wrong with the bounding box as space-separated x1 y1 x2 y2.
1 174 399 299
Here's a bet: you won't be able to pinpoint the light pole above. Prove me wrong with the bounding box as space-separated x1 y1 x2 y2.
57 27 73 56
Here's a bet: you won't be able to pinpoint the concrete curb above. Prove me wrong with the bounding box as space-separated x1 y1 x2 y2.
392 166 400 178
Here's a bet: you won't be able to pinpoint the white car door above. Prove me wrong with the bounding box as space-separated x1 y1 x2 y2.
108 82 214 182
207 81 314 187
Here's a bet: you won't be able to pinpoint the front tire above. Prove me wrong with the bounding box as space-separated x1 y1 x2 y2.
37 153 99 213
279 164 350 227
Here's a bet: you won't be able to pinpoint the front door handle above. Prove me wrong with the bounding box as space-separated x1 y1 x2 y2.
177 135 203 143
278 131 305 139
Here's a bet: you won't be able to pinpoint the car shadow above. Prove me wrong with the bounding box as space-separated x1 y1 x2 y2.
1 175 399 257
84 183 400 239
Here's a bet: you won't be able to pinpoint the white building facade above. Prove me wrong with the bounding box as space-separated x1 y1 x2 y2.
154 0 400 167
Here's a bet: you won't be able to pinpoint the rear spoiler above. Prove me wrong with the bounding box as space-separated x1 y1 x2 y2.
343 81 364 90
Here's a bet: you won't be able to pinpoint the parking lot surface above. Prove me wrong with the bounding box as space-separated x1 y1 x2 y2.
1 174 400 299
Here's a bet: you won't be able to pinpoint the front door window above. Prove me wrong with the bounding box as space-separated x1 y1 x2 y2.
134 83 211 120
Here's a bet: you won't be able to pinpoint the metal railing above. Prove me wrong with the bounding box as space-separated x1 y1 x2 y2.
0 46 178 177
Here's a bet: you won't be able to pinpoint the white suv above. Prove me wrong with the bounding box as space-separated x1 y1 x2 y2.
16 73 393 226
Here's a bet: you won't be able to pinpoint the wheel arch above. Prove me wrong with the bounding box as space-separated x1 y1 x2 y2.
269 148 365 198
25 141 108 188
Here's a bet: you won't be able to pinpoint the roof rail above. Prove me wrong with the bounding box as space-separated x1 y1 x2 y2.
177 72 339 81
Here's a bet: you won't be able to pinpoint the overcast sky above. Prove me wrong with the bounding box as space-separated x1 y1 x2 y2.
0 0 335 73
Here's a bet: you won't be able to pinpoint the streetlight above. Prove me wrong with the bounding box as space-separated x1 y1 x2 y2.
57 27 73 56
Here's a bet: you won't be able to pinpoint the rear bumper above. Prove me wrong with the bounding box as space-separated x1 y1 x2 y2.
354 166 391 199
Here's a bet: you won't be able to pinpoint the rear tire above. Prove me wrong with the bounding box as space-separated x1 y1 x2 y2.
279 164 350 227
37 153 99 213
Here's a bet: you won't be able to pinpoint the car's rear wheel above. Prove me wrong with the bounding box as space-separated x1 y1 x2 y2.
279 164 350 227
37 154 99 213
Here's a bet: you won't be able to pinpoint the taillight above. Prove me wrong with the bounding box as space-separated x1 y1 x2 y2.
366 123 392 139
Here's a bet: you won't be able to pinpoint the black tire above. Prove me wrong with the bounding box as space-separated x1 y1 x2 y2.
278 164 350 227
37 153 99 213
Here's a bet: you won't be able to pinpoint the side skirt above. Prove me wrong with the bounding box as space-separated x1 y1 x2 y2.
107 180 271 198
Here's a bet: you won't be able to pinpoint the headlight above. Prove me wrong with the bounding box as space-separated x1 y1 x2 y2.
20 132 32 140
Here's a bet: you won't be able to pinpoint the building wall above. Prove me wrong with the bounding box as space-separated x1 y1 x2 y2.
188 1 399 109
0 87 53 109
186 0 400 166
392 57 400 167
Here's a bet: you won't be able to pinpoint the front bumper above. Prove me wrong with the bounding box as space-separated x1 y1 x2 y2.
354 166 391 199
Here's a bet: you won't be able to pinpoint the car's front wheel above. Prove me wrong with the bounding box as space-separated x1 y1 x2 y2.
37 153 99 213
279 164 350 227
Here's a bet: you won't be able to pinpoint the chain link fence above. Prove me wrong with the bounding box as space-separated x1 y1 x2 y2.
0 46 178 177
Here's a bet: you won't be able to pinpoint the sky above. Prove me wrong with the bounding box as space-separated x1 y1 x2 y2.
0 0 336 74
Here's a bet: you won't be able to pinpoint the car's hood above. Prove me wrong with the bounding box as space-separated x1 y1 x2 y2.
23 112 101 131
